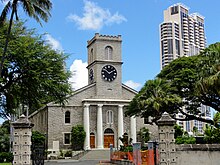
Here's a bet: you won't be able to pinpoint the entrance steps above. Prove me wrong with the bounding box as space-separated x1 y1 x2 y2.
79 149 110 161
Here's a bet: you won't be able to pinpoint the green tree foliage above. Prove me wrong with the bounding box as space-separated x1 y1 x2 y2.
174 125 196 144
175 136 196 144
0 152 13 163
203 112 220 144
196 43 220 107
158 43 220 124
0 128 10 152
213 112 220 128
0 120 12 163
1 120 10 134
126 78 181 124
31 131 46 145
119 133 133 151
0 0 52 76
203 125 220 144
192 126 198 136
0 120 10 153
174 124 183 139
126 42 220 125
138 127 150 145
71 125 86 151
0 21 72 119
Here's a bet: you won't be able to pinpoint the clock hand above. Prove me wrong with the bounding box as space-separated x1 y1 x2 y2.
108 70 115 74
103 68 111 74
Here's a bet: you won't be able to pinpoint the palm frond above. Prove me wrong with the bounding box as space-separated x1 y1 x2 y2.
38 0 52 11
21 0 35 17
33 4 49 22
0 1 12 26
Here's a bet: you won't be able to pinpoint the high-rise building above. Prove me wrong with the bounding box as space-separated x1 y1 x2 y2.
160 3 211 133
160 3 206 69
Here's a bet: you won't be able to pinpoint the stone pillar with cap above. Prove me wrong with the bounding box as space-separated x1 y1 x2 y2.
158 112 176 165
12 114 34 165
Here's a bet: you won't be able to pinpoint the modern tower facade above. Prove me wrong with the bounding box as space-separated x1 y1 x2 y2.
160 3 210 133
160 3 206 69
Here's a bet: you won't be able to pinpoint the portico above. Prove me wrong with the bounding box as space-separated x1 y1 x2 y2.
83 99 137 149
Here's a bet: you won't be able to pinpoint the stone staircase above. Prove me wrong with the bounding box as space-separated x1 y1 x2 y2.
79 149 110 161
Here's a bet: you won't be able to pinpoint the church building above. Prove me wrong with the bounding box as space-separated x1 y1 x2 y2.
29 33 155 151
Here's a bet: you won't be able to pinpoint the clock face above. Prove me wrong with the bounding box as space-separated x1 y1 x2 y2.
101 65 117 82
89 69 94 82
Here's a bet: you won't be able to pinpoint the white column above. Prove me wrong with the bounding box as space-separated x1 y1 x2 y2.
97 104 104 149
83 104 90 150
118 105 124 147
130 116 137 143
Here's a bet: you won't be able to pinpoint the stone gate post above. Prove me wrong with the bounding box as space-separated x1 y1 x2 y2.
158 112 176 165
12 114 34 165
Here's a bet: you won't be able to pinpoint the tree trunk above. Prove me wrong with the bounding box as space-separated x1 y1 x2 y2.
0 2 16 77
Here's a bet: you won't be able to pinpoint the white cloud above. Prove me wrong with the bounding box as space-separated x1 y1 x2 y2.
69 60 88 90
45 34 63 51
67 0 127 30
124 80 142 91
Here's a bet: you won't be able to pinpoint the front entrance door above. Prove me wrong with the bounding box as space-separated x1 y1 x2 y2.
104 128 114 148
90 133 95 148
104 135 114 148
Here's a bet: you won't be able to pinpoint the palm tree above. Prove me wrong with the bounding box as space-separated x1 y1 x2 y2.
0 0 52 76
126 78 182 124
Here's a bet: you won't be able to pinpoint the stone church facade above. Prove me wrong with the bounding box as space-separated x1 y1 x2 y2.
29 33 156 151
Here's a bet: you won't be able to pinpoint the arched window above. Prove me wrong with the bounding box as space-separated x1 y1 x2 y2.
105 46 113 60
106 110 113 124
104 128 114 134
65 111 70 124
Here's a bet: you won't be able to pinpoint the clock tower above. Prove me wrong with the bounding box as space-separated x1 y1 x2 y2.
87 33 123 99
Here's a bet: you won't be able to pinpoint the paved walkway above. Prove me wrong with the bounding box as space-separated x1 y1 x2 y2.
45 160 112 165
45 160 100 165
45 150 111 165
80 150 110 161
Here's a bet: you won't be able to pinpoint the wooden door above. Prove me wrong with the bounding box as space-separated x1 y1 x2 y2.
90 135 95 148
104 135 114 148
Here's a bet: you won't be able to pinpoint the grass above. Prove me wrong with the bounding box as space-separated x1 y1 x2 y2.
0 163 12 165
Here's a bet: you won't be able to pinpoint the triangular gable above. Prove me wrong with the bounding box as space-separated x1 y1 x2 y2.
47 83 96 106
122 83 138 95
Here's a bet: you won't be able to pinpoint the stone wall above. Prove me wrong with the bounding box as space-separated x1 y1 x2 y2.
157 113 220 165
176 144 220 165
47 106 83 149
29 106 48 134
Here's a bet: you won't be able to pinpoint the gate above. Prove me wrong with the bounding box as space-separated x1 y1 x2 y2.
31 143 45 165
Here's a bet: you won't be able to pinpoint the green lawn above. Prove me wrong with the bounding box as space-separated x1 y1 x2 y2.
0 163 12 165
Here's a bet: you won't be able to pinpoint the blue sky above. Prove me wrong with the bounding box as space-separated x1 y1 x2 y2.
0 0 220 123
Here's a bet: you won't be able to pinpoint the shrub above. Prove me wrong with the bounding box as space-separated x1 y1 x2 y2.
0 152 13 163
31 131 46 145
0 129 10 153
64 150 72 157
138 127 150 146
124 145 133 152
174 125 183 139
175 136 196 144
204 125 220 144
71 125 86 150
